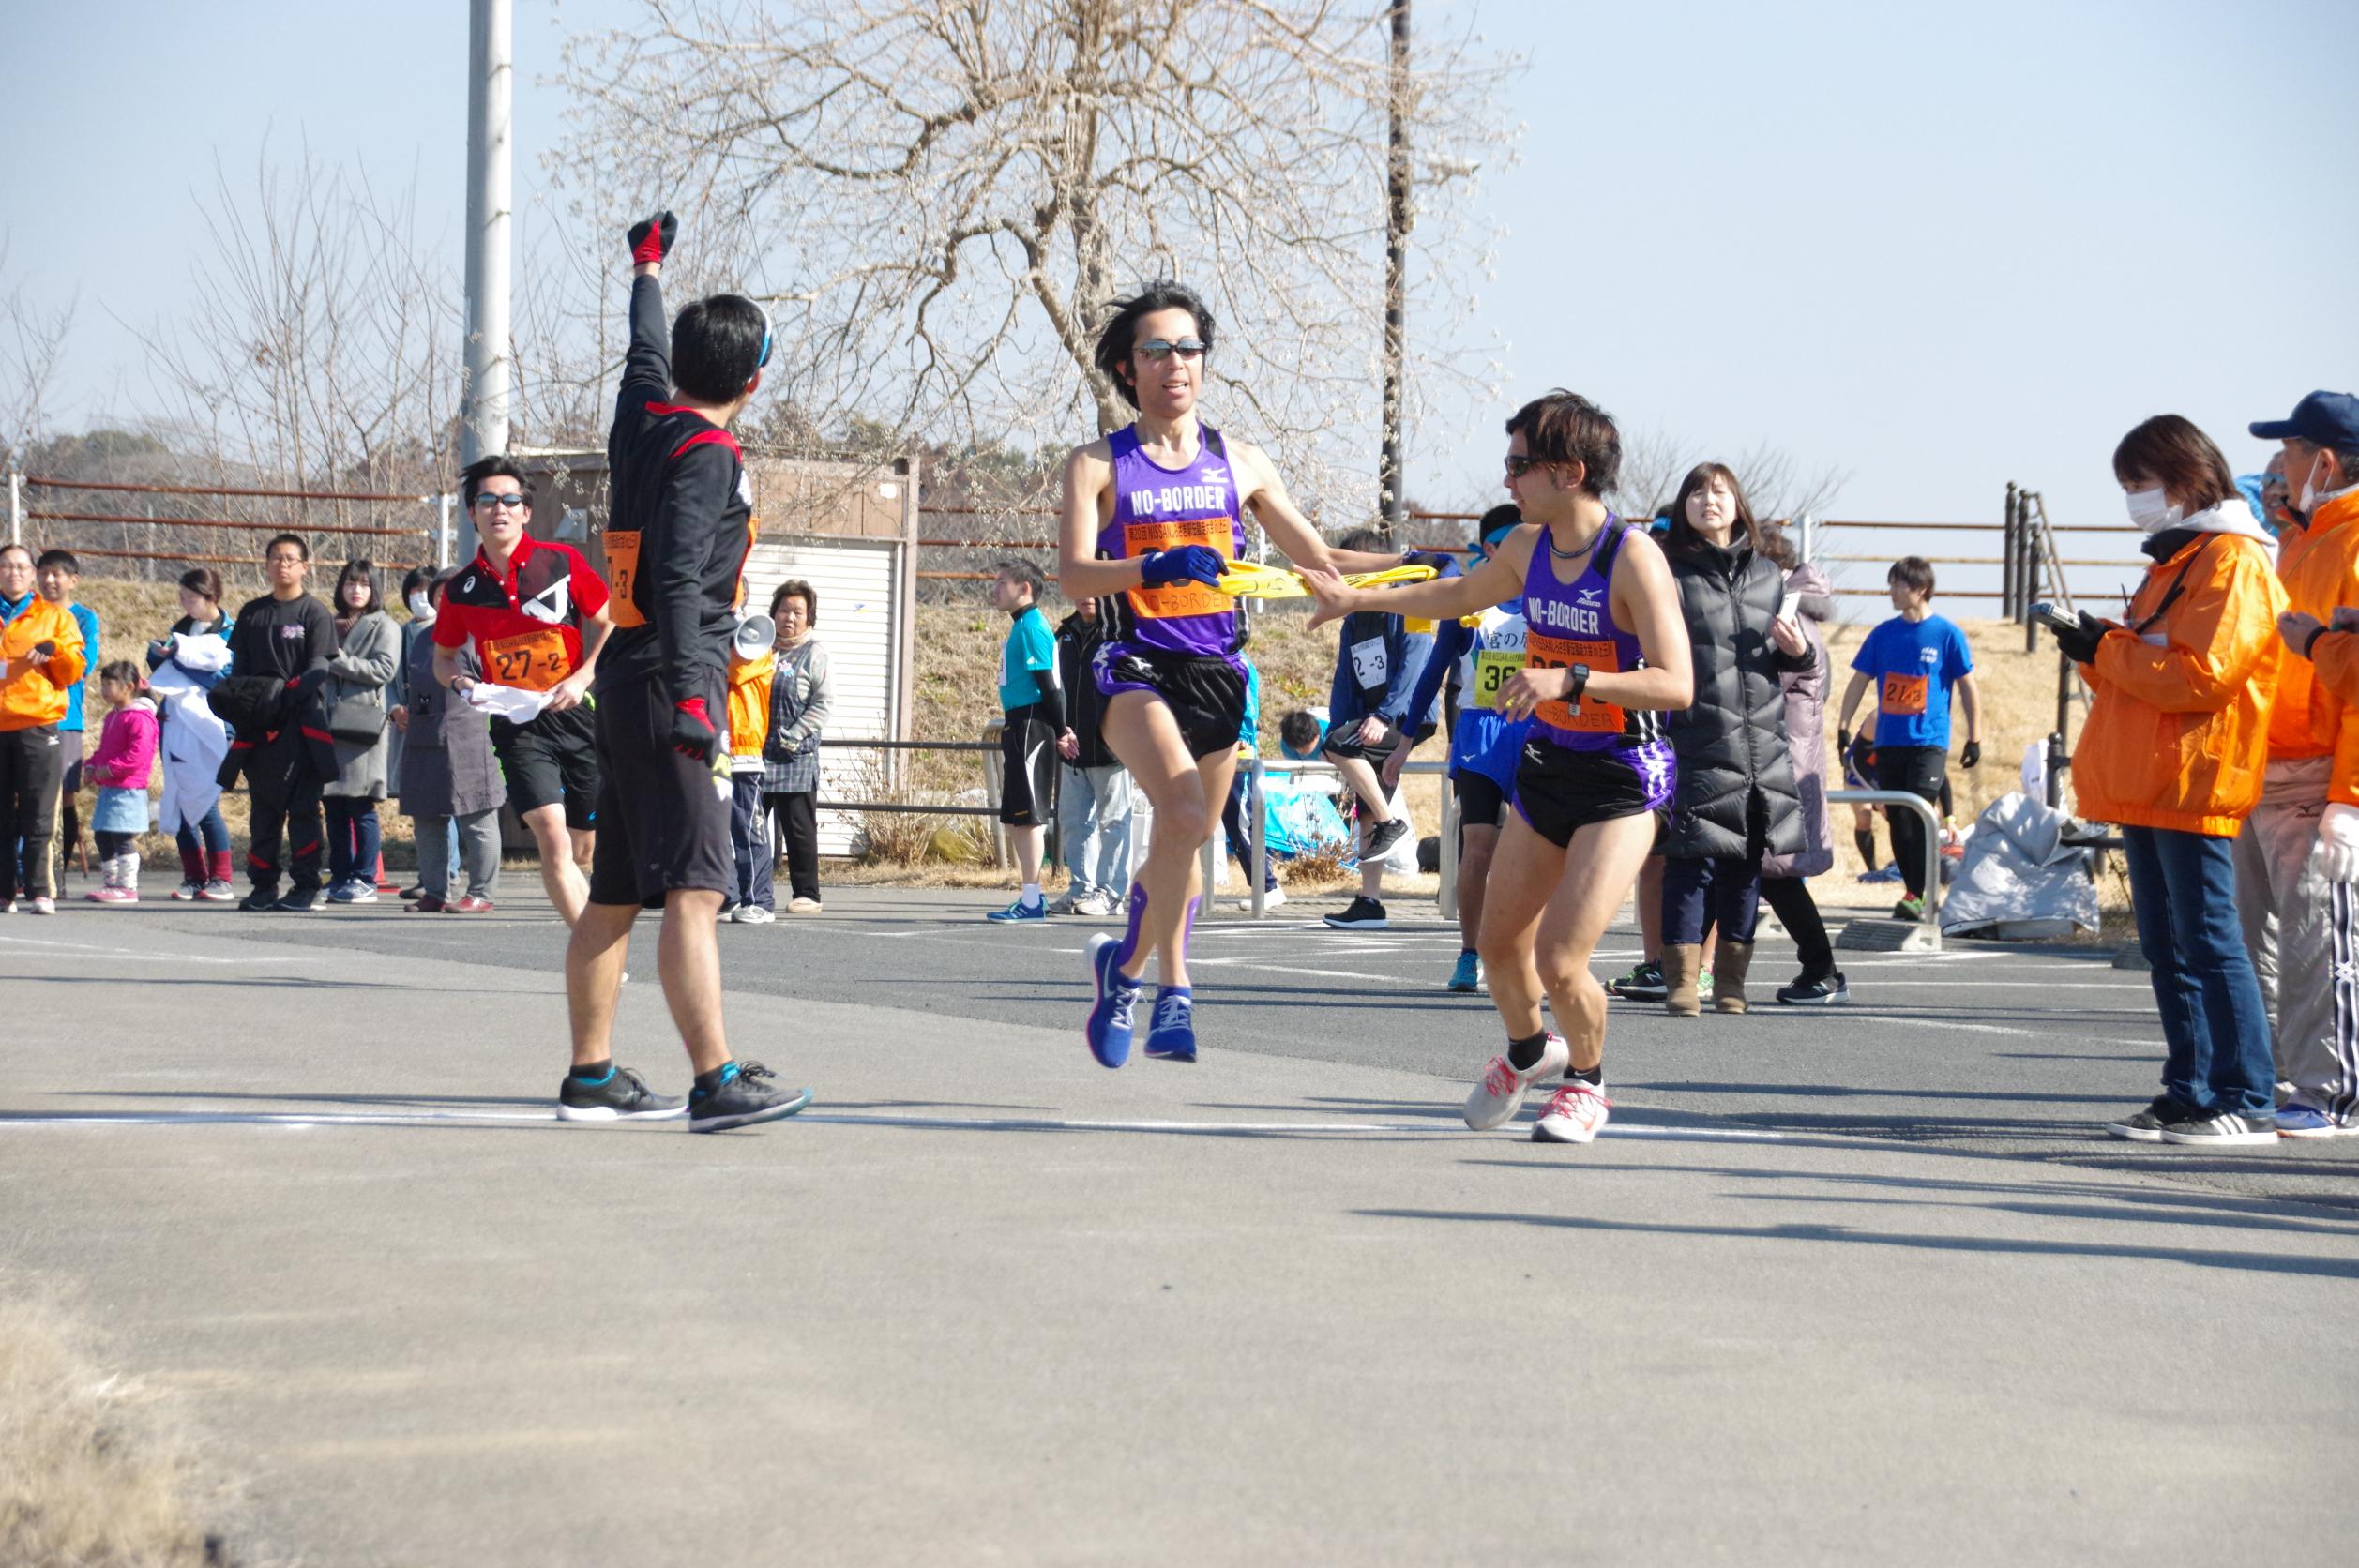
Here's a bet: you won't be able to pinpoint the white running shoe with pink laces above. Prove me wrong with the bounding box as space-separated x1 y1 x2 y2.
1533 1080 1611 1144
1462 1033 1569 1130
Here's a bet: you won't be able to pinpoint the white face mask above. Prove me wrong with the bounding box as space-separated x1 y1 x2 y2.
2125 487 2181 534
406 592 434 620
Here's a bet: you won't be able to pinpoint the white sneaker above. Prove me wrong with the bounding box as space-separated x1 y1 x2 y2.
1533 1080 1611 1144
1072 892 1116 918
1046 889 1083 915
786 897 823 914
26 897 56 916
1462 1033 1569 1130
733 904 776 925
172 880 203 901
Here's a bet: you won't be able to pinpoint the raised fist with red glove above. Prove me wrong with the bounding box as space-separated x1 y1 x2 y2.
628 211 677 269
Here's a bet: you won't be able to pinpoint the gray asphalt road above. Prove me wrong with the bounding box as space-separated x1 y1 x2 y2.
4 886 2355 1565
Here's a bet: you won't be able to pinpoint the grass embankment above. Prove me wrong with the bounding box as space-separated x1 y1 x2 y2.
59 580 2100 903
0 1287 227 1566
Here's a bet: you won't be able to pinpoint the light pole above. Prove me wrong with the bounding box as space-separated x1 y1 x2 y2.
458 0 514 561
1377 1 1412 539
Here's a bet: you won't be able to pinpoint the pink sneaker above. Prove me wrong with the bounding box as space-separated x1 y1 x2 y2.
1532 1081 1611 1145
88 886 138 904
1461 1033 1569 1130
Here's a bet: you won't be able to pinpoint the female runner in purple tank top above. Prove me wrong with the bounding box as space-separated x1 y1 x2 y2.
1308 390 1694 1147
1056 283 1409 1070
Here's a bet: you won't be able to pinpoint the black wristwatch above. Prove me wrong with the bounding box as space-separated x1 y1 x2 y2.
1568 663 1591 705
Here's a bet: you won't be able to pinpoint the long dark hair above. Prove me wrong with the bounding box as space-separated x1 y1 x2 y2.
1668 462 1766 555
334 559 382 618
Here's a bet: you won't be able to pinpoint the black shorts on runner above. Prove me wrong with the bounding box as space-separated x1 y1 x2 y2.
1322 717 1403 766
999 704 1059 828
490 702 599 830
1512 740 1670 850
1454 769 1509 830
1092 642 1246 760
585 671 733 909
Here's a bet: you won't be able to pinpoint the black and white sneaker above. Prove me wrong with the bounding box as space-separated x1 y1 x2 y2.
1323 895 1388 931
273 886 324 913
2157 1109 2279 1147
555 1065 688 1123
1610 960 1666 1003
238 885 280 912
1775 972 1850 1005
2104 1096 2197 1143
688 1060 813 1133
1361 817 1410 863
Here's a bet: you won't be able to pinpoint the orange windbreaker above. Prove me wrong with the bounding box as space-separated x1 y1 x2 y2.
0 597 90 731
2260 491 2359 801
2072 530 2285 837
726 649 776 761
2291 493 2359 724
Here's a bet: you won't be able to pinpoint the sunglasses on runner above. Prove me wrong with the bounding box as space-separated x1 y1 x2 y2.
473 492 529 510
1504 456 1550 479
1138 338 1207 362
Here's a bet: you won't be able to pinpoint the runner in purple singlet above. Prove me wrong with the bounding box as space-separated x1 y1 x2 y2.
1057 283 1407 1070
1308 390 1694 1146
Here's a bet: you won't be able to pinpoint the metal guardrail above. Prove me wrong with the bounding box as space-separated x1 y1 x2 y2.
1825 788 1943 949
1236 755 1454 922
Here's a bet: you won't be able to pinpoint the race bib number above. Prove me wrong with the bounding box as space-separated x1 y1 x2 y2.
1882 673 1929 716
1124 518 1234 620
605 531 645 628
482 628 574 693
1470 648 1524 712
1524 631 1625 734
1350 636 1389 690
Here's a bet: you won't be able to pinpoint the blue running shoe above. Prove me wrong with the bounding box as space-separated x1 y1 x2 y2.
988 895 1048 923
1860 864 1904 884
1085 933 1143 1068
1143 988 1197 1063
1447 950 1484 993
2276 1103 2343 1138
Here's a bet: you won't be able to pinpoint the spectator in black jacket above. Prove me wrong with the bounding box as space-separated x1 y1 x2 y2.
1051 594 1132 916
225 533 337 912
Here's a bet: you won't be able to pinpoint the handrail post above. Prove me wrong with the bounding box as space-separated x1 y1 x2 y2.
7 465 22 549
1825 786 1944 950
2001 482 2019 623
982 723 1006 868
1248 758 1268 920
1438 766 1459 923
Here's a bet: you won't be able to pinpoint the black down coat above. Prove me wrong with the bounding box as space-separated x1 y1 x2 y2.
1661 535 1815 860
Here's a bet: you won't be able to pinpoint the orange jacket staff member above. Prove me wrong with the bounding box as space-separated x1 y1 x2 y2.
0 541 90 912
2059 415 2286 1148
2252 389 2359 1138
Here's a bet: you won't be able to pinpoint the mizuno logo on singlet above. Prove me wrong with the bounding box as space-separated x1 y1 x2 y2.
1527 596 1606 637
1126 483 1230 515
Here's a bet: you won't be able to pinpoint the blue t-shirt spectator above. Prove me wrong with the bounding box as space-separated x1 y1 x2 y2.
997 605 1056 712
1852 613 1973 749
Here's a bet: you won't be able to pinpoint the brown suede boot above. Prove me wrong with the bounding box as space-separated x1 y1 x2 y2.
1662 942 1704 1017
1713 938 1755 1014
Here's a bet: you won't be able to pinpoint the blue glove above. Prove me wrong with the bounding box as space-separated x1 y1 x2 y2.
1141 546 1224 588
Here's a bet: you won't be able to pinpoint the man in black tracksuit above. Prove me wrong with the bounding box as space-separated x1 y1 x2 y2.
554 210 810 1134
227 534 337 912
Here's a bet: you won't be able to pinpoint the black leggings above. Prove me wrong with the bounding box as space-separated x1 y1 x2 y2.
1874 745 1948 898
1759 875 1835 979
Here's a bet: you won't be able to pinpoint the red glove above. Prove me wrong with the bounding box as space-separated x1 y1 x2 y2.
628 212 677 266
671 697 717 761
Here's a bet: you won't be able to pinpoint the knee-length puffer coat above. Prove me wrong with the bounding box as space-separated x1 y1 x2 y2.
1662 533 1816 860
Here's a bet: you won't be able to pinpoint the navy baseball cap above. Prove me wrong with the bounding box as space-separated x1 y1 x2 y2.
2250 390 2359 445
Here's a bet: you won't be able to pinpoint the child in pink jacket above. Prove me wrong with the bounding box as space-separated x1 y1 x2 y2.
83 661 160 902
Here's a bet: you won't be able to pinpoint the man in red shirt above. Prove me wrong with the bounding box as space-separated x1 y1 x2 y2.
431 455 613 924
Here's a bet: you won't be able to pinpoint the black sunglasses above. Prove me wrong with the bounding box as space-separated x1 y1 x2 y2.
1504 456 1550 479
1138 338 1207 362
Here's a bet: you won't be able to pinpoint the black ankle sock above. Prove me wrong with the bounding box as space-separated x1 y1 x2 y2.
1567 1063 1602 1086
1506 1031 1550 1071
569 1059 612 1085
1853 828 1877 867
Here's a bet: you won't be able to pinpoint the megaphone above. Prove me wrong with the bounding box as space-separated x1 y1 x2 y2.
733 612 777 658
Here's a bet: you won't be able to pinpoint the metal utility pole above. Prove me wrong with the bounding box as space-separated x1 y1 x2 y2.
458 0 514 561
1376 1 1411 539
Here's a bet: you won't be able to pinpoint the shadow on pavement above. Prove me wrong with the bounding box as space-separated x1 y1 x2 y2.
1353 1206 2359 1279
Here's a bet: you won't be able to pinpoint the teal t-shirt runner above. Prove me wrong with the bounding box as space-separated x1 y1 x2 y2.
1852 613 1973 748
999 604 1056 712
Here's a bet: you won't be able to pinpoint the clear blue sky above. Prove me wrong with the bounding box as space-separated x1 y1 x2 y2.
7 0 2356 608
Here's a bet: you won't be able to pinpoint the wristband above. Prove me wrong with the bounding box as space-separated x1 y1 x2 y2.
2305 626 2328 660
